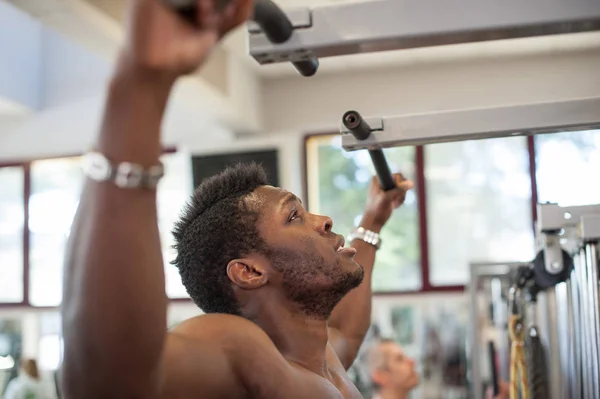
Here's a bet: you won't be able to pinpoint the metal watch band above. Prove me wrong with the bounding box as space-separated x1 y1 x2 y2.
348 226 382 250
82 151 165 189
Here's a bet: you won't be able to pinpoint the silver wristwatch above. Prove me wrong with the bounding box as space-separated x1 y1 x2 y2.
348 227 382 250
82 151 165 189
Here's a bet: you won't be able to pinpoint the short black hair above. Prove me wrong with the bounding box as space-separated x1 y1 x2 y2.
171 162 269 315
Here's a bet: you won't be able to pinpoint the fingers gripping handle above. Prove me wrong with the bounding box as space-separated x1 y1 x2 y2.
163 0 233 24
342 111 396 191
164 0 319 77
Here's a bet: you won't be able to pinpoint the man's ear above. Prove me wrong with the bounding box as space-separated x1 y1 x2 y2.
227 259 268 289
371 370 388 387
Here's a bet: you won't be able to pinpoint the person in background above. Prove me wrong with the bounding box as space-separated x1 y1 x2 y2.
4 358 52 399
486 381 510 399
367 339 419 399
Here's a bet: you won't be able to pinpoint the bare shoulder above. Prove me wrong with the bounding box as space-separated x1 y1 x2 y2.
172 313 269 338
170 314 278 354
160 314 289 398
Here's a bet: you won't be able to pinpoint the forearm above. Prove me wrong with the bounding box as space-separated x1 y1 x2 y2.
328 215 381 364
61 59 174 398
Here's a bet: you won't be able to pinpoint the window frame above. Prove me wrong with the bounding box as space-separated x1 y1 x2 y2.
0 132 558 305
302 133 540 295
0 149 182 309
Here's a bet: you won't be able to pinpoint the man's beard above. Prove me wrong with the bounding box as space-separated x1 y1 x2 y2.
264 241 364 320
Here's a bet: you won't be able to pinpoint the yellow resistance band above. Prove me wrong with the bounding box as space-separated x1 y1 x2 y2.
508 314 530 399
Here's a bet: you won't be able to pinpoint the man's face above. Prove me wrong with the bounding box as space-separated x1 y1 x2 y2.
253 185 364 319
374 342 420 392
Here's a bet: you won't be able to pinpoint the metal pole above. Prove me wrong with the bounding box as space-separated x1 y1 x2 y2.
568 268 582 399
555 281 570 399
576 249 592 399
468 264 483 399
584 243 599 399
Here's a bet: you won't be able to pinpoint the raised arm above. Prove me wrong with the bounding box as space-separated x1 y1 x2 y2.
328 174 413 369
60 1 252 397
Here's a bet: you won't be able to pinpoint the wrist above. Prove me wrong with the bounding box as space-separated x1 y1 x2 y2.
358 214 384 233
112 51 177 94
97 55 176 165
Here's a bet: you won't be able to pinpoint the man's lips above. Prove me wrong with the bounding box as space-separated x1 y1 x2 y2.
335 236 357 256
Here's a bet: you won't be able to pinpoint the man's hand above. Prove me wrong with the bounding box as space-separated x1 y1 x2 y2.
361 173 414 230
121 0 253 78
486 381 510 399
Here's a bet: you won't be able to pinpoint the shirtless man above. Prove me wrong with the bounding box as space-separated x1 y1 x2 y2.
60 1 413 398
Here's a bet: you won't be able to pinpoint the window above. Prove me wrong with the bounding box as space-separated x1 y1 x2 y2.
38 312 63 371
535 129 600 206
158 152 193 299
305 135 421 291
21 151 192 306
305 134 540 291
0 167 25 303
425 137 535 286
29 157 83 307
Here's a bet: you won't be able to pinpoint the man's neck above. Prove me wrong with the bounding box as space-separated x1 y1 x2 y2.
244 300 330 375
375 388 409 399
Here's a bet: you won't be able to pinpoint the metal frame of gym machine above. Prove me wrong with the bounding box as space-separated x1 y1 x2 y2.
468 261 527 399
468 204 600 399
247 0 600 76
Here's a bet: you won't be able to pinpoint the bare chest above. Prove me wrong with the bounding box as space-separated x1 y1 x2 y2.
242 359 363 399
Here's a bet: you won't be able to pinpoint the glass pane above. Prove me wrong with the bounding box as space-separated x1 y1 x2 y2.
425 137 535 286
39 312 63 371
535 129 600 206
306 135 421 292
158 152 193 299
0 167 24 303
29 157 84 306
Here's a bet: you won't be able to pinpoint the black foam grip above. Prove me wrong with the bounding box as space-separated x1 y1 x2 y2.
252 0 293 44
164 0 233 25
343 110 371 140
292 58 319 77
369 150 396 191
526 333 550 399
342 110 395 191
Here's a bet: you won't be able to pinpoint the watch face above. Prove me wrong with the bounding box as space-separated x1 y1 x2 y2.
84 152 112 181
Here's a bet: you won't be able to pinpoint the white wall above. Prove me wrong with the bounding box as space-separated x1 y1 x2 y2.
0 1 43 112
42 30 111 109
262 49 600 134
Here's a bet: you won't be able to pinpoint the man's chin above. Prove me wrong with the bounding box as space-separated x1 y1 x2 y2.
342 261 365 290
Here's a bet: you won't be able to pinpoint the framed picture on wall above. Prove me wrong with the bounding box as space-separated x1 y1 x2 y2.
191 149 280 188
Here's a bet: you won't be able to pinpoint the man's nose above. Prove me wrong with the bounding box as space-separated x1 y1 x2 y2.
315 214 333 235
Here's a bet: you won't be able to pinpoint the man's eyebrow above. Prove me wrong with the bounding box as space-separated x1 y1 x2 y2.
279 193 302 209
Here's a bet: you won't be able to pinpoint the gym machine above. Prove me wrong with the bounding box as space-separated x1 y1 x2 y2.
166 0 320 76
246 0 600 77
535 203 600 399
167 0 600 77
469 204 600 399
337 98 600 151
